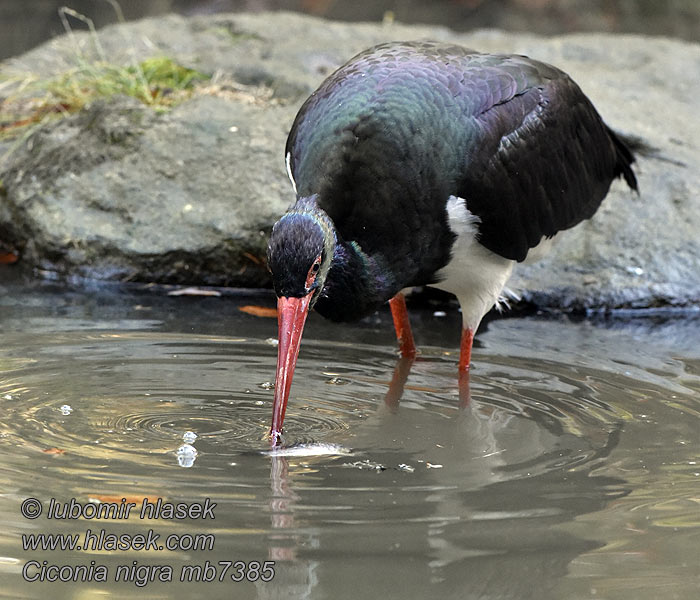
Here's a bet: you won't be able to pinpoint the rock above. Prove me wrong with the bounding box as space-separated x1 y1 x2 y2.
0 12 698 309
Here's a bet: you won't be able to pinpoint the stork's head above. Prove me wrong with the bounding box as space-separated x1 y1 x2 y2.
266 200 336 444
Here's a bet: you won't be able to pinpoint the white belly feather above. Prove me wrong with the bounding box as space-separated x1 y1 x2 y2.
431 196 554 332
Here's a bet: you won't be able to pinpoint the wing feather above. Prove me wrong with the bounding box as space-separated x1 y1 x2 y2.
285 42 636 274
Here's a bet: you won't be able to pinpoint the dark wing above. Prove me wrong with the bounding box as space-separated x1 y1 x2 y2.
285 42 637 273
455 55 637 261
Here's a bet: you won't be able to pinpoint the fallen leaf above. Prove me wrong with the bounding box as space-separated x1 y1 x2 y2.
0 252 18 264
239 305 277 318
42 447 65 455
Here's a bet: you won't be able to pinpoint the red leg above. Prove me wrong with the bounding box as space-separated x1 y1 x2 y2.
389 293 417 359
458 327 474 407
459 327 474 372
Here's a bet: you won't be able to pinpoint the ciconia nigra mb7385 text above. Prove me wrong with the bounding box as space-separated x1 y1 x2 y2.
267 41 637 443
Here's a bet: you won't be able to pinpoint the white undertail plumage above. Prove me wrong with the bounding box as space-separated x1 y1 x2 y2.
431 196 515 332
432 196 557 331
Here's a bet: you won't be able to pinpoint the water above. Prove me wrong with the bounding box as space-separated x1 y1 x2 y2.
0 275 699 599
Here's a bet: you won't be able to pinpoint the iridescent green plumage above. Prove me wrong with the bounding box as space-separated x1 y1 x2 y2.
272 41 636 322
285 42 635 279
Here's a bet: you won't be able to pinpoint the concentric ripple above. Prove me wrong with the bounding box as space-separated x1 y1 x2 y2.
0 324 647 486
0 331 379 467
1 322 694 481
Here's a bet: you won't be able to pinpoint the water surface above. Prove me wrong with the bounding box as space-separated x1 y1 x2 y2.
0 276 698 599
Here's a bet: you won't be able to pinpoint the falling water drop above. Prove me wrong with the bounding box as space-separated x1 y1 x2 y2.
176 444 198 468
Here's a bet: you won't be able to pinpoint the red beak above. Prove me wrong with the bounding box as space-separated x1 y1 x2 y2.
270 292 313 444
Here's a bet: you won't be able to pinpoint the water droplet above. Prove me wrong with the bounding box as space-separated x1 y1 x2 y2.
2 394 13 400
397 463 415 472
182 431 197 444
176 444 198 468
326 377 349 385
259 381 274 390
265 338 279 346
426 463 443 469
432 311 446 317
59 404 73 415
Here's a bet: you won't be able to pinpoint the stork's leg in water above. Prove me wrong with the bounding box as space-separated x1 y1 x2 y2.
384 294 417 409
458 327 474 407
389 293 417 359
387 294 472 408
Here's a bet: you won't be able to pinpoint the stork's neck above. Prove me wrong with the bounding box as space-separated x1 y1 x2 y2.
315 238 397 322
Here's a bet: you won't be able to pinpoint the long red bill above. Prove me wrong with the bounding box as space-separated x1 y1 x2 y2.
270 292 313 444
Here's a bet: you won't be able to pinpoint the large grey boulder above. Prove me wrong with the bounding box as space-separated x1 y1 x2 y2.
0 12 698 308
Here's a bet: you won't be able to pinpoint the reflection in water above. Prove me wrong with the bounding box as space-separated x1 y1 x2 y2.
383 352 473 411
260 392 628 600
268 455 298 561
384 355 415 412
260 455 319 599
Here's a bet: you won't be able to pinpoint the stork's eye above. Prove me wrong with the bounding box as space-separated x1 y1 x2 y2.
305 255 323 290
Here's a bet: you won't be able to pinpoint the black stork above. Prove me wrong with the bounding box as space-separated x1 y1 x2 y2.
266 41 637 444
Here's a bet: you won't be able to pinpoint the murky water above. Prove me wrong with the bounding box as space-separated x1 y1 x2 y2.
0 274 699 599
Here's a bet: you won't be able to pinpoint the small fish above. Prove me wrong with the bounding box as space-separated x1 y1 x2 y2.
264 443 352 458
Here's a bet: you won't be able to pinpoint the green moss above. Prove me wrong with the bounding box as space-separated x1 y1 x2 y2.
47 57 209 111
0 57 209 141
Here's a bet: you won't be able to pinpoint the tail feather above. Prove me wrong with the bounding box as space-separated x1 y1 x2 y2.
606 125 638 192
